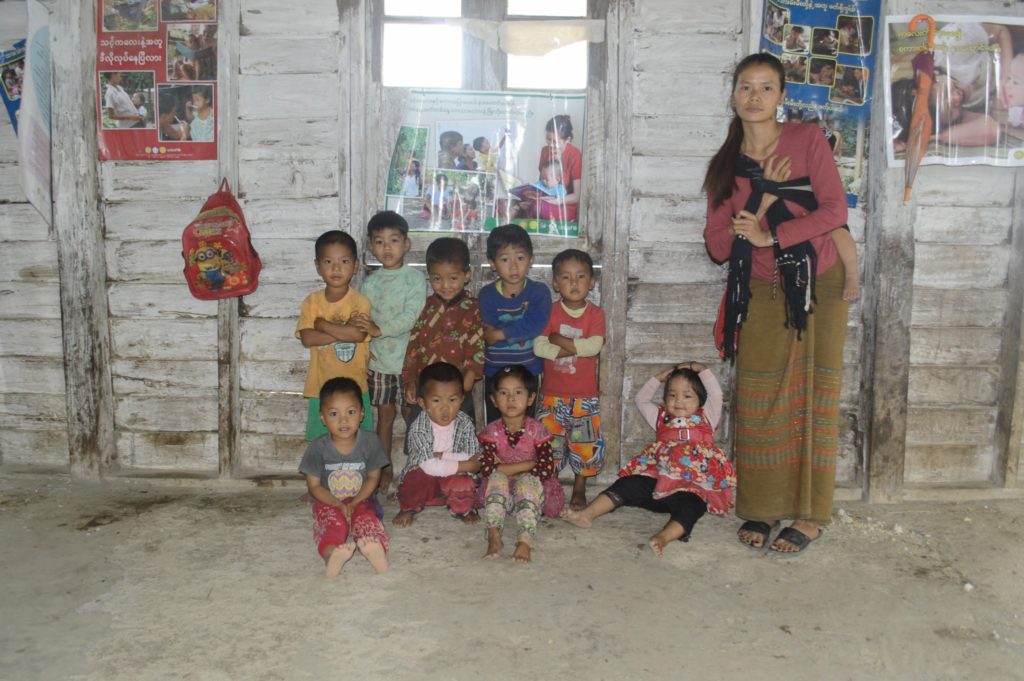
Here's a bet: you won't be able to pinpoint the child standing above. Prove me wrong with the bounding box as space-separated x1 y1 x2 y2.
479 224 552 423
401 237 484 422
296 230 372 439
562 362 736 558
393 362 482 528
298 378 390 577
478 365 564 564
353 211 427 493
534 249 606 510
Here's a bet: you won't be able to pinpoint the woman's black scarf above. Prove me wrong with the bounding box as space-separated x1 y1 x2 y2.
717 155 821 361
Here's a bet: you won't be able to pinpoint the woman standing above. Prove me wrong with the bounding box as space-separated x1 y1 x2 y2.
702 53 848 555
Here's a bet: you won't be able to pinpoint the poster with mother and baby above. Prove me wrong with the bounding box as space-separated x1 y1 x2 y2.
384 89 587 238
885 16 1024 167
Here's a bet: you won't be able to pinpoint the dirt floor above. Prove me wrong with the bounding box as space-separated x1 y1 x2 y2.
1 471 1022 681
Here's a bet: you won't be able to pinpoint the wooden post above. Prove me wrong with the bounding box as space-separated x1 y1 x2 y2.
995 170 1024 486
217 0 241 477
51 2 116 477
594 0 632 470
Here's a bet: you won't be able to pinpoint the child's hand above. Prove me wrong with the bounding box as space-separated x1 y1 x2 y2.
681 361 706 373
404 381 418 405
482 324 505 345
338 498 354 520
654 367 674 382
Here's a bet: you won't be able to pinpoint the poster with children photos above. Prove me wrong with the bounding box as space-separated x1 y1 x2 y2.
760 0 880 208
96 0 218 161
885 16 1024 168
385 89 587 238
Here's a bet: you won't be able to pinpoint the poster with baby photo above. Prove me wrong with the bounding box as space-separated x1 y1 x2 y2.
885 15 1024 168
96 0 218 160
385 90 587 238
759 0 881 208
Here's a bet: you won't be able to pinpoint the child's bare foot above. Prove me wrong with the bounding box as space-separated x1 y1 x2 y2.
483 527 503 560
511 541 532 564
570 475 588 510
460 510 480 525
356 537 389 573
843 276 860 301
648 535 668 559
378 466 394 495
323 543 355 577
560 508 592 529
393 510 416 528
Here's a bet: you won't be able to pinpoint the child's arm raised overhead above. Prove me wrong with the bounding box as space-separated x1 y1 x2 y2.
697 366 723 430
634 372 664 430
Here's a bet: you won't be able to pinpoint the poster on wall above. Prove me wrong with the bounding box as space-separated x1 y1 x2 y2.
96 0 218 161
885 16 1024 168
760 0 881 207
1 39 25 133
385 90 586 237
19 0 50 225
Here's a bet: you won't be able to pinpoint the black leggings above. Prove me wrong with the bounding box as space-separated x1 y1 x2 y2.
601 475 707 541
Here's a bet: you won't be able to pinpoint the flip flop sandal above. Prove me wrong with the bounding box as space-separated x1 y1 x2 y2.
770 526 823 557
737 520 779 550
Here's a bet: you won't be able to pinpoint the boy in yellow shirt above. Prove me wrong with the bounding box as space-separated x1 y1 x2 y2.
296 230 372 439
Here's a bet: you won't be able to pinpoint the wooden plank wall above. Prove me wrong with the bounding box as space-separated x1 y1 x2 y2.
0 1 68 467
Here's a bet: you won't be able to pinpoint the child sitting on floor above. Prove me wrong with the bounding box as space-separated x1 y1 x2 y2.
478 365 564 564
562 361 736 557
298 378 390 577
393 362 482 528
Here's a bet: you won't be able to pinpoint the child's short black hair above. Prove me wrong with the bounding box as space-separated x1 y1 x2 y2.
319 376 363 405
418 362 464 397
663 368 708 407
551 248 594 276
439 130 463 150
426 237 471 272
486 224 533 260
315 230 358 260
487 364 538 398
366 210 409 238
472 136 487 152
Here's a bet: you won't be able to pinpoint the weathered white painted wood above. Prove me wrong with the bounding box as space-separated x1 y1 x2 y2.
0 282 62 319
906 407 996 446
629 198 709 243
241 282 318 318
908 366 999 407
242 198 339 238
633 115 726 158
0 242 59 281
628 245 727 284
239 318 307 362
117 431 218 470
904 446 992 485
240 119 339 161
0 393 67 429
634 72 732 119
115 395 218 432
108 283 218 318
239 360 306 393
248 239 330 284
0 357 66 393
0 163 27 202
633 33 738 76
110 319 218 360
631 156 709 198
915 206 1011 245
909 327 1002 366
911 288 1006 328
624 324 728 365
101 161 220 201
239 159 338 199
0 430 69 466
0 128 17 164
913 166 1014 207
240 393 305 435
239 433 305 471
0 204 51 240
238 74 340 120
103 200 198 241
240 36 338 75
240 0 339 36
634 0 741 35
112 360 219 396
0 320 63 357
912 245 1009 289
106 240 191 283
627 283 722 324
